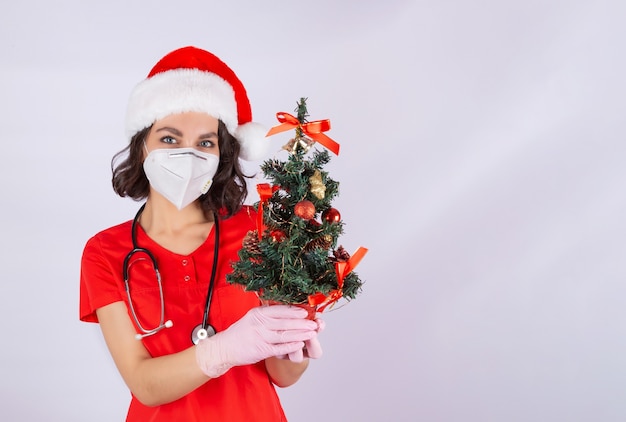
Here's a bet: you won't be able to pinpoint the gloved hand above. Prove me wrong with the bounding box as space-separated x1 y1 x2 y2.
282 317 325 363
195 305 318 378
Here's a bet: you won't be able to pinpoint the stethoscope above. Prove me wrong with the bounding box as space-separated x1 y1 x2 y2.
123 203 220 345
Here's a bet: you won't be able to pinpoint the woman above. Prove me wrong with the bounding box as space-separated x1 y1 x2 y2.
79 46 323 421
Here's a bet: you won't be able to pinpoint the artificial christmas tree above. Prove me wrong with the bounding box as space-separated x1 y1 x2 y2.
228 98 367 313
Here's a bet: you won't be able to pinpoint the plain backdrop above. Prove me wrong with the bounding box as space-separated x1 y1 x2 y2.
2 1 626 421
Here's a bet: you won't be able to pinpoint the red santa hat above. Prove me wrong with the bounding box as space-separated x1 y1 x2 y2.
125 46 267 161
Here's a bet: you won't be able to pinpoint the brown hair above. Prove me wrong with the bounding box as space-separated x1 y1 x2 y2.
111 120 249 218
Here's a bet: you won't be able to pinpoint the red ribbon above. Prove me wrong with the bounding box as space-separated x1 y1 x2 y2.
308 246 368 312
256 183 278 240
266 112 341 155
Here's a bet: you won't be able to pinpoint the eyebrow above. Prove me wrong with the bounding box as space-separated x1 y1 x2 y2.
155 127 218 138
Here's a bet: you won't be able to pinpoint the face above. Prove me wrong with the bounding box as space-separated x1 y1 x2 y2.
144 111 220 158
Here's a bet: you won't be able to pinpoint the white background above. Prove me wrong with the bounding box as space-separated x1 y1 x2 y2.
2 1 626 421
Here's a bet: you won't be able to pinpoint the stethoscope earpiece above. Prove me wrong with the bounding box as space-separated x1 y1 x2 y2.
132 321 174 341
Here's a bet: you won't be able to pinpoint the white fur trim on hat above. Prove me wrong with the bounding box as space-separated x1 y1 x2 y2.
125 68 238 140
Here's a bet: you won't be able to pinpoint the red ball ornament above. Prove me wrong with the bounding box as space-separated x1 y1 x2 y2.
270 229 286 242
294 200 316 220
322 207 341 223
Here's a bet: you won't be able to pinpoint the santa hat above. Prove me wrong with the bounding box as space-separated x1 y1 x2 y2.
125 46 267 161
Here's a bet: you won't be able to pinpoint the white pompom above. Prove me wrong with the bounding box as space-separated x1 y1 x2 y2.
235 122 269 161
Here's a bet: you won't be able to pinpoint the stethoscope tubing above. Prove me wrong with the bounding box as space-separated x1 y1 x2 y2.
199 208 219 336
124 203 219 343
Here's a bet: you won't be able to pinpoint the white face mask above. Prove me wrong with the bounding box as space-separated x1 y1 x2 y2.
143 147 220 210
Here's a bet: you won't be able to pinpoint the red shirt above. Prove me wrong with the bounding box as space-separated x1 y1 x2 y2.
80 206 287 421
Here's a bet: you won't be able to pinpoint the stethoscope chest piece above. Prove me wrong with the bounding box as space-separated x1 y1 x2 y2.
191 323 217 345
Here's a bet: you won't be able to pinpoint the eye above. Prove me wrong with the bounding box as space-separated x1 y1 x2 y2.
199 139 217 148
160 136 177 145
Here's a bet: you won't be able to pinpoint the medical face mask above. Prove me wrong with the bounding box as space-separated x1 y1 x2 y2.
143 147 220 210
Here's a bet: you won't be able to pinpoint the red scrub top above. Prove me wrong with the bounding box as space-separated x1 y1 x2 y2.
80 206 287 422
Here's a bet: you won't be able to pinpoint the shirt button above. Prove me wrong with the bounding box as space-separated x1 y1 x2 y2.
182 259 188 266
184 275 191 282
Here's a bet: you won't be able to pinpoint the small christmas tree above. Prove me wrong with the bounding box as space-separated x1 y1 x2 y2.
227 98 366 312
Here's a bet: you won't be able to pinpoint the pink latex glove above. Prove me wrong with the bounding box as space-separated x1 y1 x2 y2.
282 317 325 363
195 305 318 378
